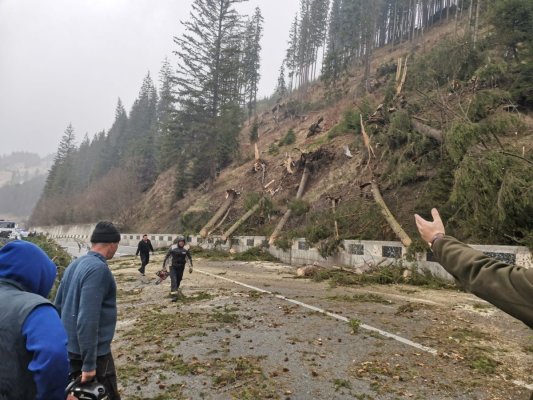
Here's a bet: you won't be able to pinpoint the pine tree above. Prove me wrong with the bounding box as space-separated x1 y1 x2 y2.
242 7 264 118
275 62 288 98
123 72 158 189
156 58 180 171
43 123 77 197
173 0 251 183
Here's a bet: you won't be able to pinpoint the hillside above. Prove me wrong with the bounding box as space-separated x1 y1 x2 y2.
131 17 532 250
31 2 533 250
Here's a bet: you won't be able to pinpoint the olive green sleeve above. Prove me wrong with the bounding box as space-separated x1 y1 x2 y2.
432 236 533 328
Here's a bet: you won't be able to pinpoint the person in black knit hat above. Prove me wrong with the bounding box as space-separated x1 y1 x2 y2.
55 221 122 400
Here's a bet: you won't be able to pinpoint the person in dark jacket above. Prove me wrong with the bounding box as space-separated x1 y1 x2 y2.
135 234 154 276
162 236 192 299
415 208 533 329
55 221 122 400
0 240 69 400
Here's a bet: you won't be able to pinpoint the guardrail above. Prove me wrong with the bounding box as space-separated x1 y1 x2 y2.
34 224 532 282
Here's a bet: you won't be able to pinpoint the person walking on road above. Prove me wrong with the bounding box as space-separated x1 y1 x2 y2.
55 221 122 400
136 234 154 276
162 236 193 300
0 240 69 400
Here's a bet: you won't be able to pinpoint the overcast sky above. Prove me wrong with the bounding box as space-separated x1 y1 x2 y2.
0 0 300 156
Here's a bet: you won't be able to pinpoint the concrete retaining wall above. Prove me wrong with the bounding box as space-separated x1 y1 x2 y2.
36 225 532 282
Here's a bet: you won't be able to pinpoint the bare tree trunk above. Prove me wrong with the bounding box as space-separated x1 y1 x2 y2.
473 0 481 48
468 0 474 33
412 119 443 142
200 189 238 238
269 163 310 245
331 198 339 240
396 55 409 95
222 200 263 241
370 181 412 247
208 207 231 236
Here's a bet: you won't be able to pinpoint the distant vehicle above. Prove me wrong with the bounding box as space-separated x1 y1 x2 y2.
0 220 28 239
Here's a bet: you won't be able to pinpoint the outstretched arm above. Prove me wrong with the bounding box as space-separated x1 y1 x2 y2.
415 208 533 328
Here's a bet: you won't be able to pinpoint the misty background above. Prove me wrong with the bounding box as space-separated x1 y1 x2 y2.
0 0 299 156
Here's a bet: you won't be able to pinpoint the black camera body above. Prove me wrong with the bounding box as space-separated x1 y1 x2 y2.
66 377 108 400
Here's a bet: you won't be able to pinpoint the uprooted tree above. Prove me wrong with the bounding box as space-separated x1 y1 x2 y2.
200 189 239 238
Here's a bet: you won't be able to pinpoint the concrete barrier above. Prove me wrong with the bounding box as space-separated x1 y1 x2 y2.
35 224 532 282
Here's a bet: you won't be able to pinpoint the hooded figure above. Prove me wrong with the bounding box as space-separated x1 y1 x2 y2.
0 240 69 400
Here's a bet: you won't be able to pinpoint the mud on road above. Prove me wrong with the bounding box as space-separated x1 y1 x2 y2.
109 254 532 400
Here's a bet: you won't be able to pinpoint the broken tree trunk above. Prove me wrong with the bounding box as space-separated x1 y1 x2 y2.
331 198 340 240
269 163 310 245
200 189 238 238
208 207 231 236
411 120 443 143
221 198 264 241
360 115 376 167
307 116 324 137
396 55 409 96
370 181 412 247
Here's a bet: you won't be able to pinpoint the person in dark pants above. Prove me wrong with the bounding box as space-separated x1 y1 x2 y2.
162 236 192 299
55 221 122 400
135 234 154 276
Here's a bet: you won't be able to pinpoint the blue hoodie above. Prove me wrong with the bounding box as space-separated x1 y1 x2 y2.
0 240 69 400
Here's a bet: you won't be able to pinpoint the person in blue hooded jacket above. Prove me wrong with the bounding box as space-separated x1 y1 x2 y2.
0 240 69 400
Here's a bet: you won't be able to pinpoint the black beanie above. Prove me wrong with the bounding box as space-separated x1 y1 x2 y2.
90 221 121 243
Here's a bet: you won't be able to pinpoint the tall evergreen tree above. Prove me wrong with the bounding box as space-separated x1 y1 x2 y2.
242 7 264 118
173 0 250 183
156 58 180 171
123 72 158 189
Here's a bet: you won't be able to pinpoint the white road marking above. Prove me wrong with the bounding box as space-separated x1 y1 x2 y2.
196 268 438 355
197 268 533 392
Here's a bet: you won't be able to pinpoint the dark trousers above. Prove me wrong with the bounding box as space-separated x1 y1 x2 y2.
69 352 121 400
139 253 150 274
170 264 185 292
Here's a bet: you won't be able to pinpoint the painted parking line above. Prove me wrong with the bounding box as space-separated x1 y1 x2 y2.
196 268 438 355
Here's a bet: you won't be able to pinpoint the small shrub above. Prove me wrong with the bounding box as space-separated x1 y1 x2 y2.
288 199 310 216
327 109 361 139
279 129 296 146
349 318 362 334
273 237 291 251
233 247 279 262
268 143 279 156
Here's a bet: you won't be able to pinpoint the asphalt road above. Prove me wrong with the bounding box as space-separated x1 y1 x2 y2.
107 254 532 400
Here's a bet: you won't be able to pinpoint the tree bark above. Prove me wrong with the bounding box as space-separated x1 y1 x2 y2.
200 189 238 238
269 163 310 245
222 199 263 241
473 0 481 48
412 119 443 143
370 181 412 247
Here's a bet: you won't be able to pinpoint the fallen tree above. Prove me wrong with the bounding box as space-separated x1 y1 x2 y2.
200 189 239 238
370 181 412 247
412 119 443 143
221 198 264 241
268 162 310 245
